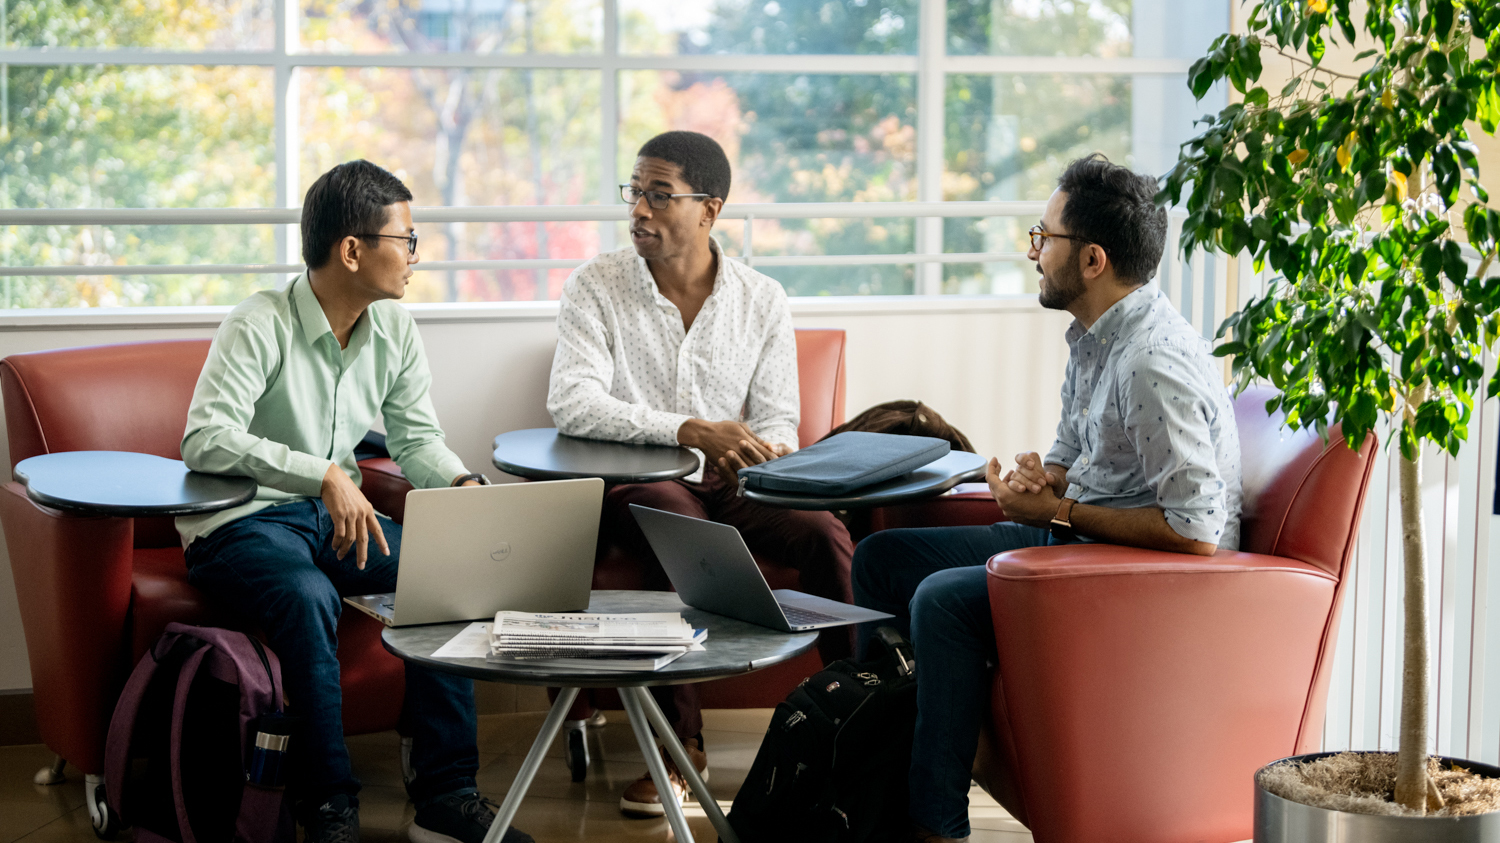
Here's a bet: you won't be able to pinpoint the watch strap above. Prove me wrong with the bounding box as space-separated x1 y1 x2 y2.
1050 497 1077 542
452 472 491 486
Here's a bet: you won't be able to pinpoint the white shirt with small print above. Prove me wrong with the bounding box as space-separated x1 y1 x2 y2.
1044 284 1243 549
547 239 800 482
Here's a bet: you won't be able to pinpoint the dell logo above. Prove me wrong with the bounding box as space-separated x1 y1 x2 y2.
490 543 512 562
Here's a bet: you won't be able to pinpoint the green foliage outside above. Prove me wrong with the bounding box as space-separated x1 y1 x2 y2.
1159 0 1499 811
1 0 276 307
4 0 1155 304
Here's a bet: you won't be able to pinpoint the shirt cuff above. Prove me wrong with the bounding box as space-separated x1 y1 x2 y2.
650 411 695 447
1163 507 1227 545
286 453 336 497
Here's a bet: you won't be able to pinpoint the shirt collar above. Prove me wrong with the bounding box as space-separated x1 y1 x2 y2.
635 237 730 305
1065 283 1160 346
290 273 336 347
290 271 376 362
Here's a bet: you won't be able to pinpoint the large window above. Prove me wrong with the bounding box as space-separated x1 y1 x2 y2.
0 0 1226 307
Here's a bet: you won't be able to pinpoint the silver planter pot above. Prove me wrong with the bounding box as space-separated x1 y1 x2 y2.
1255 752 1500 842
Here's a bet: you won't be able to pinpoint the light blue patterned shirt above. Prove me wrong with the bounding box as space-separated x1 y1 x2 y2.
1043 285 1242 549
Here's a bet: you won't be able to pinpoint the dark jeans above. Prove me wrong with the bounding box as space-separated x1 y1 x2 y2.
185 499 479 810
603 472 855 741
852 522 1059 838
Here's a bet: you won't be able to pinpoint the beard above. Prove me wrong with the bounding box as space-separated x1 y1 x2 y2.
1037 247 1086 311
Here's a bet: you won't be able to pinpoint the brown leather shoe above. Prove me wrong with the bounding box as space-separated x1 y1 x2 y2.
618 737 709 818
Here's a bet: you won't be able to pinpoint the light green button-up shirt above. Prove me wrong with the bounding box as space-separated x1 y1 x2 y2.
176 273 468 546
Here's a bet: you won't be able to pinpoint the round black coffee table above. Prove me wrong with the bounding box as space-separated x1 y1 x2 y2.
13 450 258 516
384 590 818 843
491 427 700 483
739 449 988 510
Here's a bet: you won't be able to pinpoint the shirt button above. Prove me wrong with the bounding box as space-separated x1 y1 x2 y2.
1082 408 1090 416
1081 457 1090 466
1100 338 1108 344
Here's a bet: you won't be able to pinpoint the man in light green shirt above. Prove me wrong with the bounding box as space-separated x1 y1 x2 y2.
179 160 531 843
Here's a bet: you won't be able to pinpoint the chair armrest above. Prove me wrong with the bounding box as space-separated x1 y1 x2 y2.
983 543 1340 843
0 481 134 774
358 458 413 524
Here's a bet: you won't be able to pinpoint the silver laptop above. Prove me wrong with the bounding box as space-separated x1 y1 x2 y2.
345 478 604 627
630 504 894 632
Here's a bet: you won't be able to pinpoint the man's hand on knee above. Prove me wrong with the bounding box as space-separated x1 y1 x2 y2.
321 464 390 569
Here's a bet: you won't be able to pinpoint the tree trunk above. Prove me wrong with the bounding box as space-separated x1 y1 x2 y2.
1394 444 1441 812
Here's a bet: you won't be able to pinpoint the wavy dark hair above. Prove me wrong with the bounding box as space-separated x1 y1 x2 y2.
1056 153 1168 285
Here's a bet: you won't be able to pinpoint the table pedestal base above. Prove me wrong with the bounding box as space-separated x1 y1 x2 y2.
484 685 741 843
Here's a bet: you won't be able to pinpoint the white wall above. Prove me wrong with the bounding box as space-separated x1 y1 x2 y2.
0 296 1071 691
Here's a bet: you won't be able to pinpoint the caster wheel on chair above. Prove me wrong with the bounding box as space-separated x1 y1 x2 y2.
566 727 589 782
85 776 122 840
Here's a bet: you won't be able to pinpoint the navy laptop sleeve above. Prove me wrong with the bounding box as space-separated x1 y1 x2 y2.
736 431 951 496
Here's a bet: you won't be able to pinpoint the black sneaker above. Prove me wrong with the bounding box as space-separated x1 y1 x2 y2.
303 793 360 843
409 791 534 843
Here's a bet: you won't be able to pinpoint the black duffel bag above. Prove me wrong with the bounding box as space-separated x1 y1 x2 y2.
726 627 917 843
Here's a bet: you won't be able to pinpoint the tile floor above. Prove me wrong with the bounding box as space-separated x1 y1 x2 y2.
0 709 1032 843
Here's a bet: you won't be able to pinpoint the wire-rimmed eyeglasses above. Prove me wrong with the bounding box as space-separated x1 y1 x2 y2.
620 184 710 210
356 232 419 255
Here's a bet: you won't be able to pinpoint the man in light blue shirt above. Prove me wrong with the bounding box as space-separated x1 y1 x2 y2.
852 154 1241 842
180 160 531 843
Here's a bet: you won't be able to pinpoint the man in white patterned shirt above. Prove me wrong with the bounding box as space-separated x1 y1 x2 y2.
546 131 855 818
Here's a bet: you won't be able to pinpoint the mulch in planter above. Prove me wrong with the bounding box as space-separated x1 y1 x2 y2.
1258 752 1500 817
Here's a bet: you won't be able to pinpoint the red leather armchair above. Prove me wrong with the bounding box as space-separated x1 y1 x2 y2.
0 340 413 784
977 387 1378 843
589 327 848 707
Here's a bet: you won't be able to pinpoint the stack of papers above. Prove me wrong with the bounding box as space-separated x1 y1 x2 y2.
486 611 707 671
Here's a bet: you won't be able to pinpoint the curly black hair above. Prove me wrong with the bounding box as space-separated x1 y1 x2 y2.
1056 153 1168 284
636 131 732 201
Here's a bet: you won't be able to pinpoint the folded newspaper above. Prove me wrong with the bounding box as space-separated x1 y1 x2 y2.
487 611 707 671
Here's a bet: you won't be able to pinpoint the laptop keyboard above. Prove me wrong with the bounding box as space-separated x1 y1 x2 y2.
779 604 844 626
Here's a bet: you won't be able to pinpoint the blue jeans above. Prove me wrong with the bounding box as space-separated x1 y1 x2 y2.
852 522 1058 838
185 499 479 810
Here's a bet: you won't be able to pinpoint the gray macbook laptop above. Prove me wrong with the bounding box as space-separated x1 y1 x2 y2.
629 504 894 632
345 477 604 627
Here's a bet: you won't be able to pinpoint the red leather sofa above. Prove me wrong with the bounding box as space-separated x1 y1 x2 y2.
0 340 411 794
0 328 855 783
976 386 1378 842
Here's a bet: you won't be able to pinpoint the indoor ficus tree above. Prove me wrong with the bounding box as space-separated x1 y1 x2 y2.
1157 0 1500 814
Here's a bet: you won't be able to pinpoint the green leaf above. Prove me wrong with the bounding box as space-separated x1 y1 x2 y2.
1426 49 1450 80
1309 31 1326 64
1444 240 1468 285
1434 0 1455 40
1246 86 1270 107
1465 203 1492 246
1421 242 1445 287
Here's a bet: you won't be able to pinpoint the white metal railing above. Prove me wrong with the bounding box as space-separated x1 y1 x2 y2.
0 200 1048 276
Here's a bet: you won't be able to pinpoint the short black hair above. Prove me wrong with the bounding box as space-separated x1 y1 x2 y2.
301 160 414 269
1056 153 1168 285
636 131 732 201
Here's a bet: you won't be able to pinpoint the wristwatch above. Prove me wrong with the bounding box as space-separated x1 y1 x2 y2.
451 472 491 487
1050 497 1078 543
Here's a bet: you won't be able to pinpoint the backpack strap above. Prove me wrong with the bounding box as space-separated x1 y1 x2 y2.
104 631 207 821
163 624 288 843
169 643 215 843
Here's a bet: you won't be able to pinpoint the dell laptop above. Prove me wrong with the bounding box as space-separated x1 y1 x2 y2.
630 504 894 632
344 477 604 627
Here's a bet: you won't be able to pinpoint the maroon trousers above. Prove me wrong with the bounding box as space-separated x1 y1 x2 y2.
590 472 855 740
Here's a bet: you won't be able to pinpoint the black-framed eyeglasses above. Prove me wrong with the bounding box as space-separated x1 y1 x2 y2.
1028 225 1096 253
620 184 710 210
356 232 419 255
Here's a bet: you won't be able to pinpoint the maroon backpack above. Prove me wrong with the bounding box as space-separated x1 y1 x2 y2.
105 623 293 843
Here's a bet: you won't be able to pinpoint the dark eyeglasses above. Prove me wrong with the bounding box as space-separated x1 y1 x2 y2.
356 232 419 255
620 184 710 210
1028 225 1097 253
